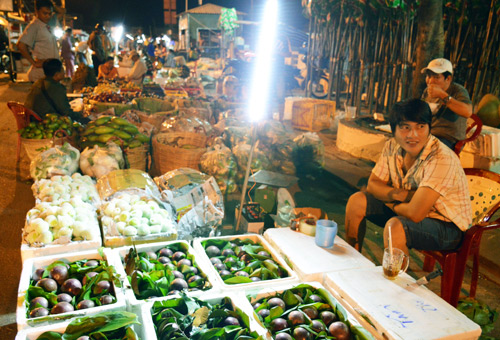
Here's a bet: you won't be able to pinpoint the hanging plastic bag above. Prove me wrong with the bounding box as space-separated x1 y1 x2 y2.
30 142 80 181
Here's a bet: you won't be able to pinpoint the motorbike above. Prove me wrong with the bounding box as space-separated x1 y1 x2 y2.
293 54 329 99
0 47 17 82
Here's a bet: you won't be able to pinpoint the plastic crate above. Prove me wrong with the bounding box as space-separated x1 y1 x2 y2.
110 240 220 309
290 98 335 131
324 268 482 340
17 249 126 330
193 234 299 291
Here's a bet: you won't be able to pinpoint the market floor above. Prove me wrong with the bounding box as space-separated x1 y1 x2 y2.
0 74 498 339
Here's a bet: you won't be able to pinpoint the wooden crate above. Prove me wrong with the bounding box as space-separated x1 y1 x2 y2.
291 98 335 131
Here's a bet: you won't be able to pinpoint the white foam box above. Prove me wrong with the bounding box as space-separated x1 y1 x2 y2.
193 234 299 291
15 309 146 340
239 281 375 340
111 240 221 310
263 228 375 283
21 238 102 262
135 292 268 340
17 248 126 331
102 231 178 248
324 267 482 340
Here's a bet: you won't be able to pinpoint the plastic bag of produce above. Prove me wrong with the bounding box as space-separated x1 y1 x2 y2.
232 142 271 175
270 139 296 175
23 197 100 245
99 191 177 240
293 132 325 168
223 125 251 148
160 116 214 138
96 169 161 201
32 173 100 206
200 144 238 194
30 142 80 181
80 141 125 179
155 168 224 239
257 120 291 146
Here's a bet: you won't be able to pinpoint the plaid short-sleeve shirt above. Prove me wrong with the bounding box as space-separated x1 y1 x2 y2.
372 135 472 231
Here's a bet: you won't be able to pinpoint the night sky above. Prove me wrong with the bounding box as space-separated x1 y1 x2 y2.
66 0 307 33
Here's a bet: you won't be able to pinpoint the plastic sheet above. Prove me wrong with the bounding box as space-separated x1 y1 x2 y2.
160 116 214 138
30 142 80 181
155 168 224 239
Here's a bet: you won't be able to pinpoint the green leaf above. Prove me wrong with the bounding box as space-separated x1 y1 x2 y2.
36 331 63 340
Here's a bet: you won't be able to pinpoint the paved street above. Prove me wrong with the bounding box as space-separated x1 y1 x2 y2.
0 73 498 339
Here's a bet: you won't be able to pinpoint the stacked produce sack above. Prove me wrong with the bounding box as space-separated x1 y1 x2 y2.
200 141 238 194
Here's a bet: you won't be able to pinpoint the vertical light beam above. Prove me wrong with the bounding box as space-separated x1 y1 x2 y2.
247 0 278 122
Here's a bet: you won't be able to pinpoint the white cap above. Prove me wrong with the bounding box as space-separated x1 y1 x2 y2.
421 58 453 75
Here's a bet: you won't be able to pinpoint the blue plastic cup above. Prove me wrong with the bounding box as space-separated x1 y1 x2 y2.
315 219 338 248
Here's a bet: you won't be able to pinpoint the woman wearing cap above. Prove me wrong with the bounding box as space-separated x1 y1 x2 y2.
421 58 472 150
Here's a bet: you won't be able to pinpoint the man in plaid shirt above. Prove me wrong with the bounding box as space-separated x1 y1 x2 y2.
345 99 471 255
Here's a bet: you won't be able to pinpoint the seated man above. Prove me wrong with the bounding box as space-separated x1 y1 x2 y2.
25 58 88 123
345 98 471 255
421 58 472 150
126 51 147 84
98 56 118 80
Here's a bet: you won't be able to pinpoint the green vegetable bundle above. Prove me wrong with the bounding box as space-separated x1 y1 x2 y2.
250 284 374 340
35 311 139 340
151 294 262 340
19 114 81 139
79 116 149 149
124 242 212 300
201 238 290 285
27 254 121 322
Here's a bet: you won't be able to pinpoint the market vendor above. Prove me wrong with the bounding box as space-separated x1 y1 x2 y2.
421 58 472 150
17 0 59 82
98 56 119 80
345 98 471 255
126 51 147 84
25 58 89 123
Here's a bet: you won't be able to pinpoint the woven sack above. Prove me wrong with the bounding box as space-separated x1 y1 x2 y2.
152 132 207 174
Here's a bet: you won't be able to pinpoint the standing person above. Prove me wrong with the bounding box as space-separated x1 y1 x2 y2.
421 58 473 150
17 0 59 82
345 99 471 255
25 58 88 123
88 23 106 71
60 27 75 78
126 51 147 84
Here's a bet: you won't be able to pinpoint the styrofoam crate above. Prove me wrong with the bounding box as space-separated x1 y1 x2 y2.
15 310 145 340
238 281 375 340
137 292 268 340
110 240 221 309
21 238 102 262
324 267 482 340
193 234 300 291
17 248 126 330
263 228 375 283
103 232 177 248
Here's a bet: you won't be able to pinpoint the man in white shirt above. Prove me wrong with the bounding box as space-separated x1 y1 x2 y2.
127 51 147 84
17 0 59 82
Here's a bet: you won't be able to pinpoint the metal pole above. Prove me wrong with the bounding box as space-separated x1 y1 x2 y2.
235 124 257 233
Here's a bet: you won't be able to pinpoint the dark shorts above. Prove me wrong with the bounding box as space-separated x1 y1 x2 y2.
364 192 464 251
